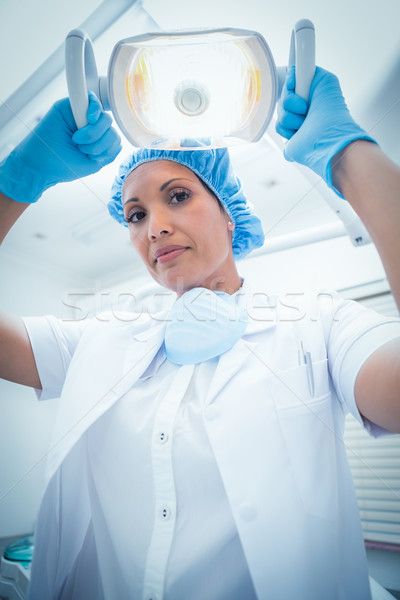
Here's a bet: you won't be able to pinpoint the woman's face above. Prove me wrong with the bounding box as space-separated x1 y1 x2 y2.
122 160 240 294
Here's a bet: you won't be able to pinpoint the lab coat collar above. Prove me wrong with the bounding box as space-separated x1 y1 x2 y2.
205 336 261 404
204 279 277 404
236 278 277 335
124 317 168 372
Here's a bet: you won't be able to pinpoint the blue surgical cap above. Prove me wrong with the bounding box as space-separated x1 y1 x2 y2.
108 147 264 260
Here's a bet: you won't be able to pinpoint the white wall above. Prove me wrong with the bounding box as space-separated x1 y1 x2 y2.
237 234 388 295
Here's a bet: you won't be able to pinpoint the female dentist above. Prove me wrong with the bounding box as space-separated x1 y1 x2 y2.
0 66 400 600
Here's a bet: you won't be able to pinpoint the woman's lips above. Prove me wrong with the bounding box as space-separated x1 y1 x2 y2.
154 245 188 264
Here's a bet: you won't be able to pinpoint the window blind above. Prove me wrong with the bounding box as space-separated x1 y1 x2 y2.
343 291 400 544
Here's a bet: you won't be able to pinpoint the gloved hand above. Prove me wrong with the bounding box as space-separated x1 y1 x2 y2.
0 92 122 203
276 66 376 196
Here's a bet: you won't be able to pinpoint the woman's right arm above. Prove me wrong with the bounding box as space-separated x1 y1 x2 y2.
0 189 30 244
0 93 121 390
0 191 39 387
0 310 41 389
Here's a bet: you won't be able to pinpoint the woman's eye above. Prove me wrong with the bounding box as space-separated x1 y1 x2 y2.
126 210 146 224
170 190 189 203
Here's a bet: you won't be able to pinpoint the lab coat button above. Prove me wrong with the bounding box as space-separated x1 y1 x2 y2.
239 503 257 521
204 405 219 421
158 431 169 444
160 505 172 520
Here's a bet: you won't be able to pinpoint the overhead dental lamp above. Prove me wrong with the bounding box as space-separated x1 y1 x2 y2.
65 21 371 246
65 21 316 149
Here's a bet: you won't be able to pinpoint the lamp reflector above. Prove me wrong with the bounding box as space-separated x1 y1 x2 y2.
108 29 277 149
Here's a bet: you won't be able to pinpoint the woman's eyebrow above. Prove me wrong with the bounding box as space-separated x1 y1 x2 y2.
159 177 193 191
123 196 140 207
124 177 193 206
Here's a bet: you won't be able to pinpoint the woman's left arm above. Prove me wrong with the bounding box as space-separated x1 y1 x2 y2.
333 141 400 310
276 67 400 432
332 141 400 432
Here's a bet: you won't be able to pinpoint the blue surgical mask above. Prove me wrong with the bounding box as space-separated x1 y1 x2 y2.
165 287 248 365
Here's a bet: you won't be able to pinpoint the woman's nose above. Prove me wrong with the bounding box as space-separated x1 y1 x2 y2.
147 208 172 239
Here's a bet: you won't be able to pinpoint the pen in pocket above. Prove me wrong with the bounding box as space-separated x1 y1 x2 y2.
298 341 315 397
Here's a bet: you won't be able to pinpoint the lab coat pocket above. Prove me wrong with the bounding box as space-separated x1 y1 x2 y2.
268 359 338 520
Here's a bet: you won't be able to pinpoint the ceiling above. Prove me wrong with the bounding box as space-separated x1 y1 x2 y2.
0 0 399 288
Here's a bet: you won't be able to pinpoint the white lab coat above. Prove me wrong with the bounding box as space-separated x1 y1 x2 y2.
25 284 400 600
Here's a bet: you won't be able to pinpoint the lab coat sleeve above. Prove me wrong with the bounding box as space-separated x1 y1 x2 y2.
21 315 90 401
323 295 400 436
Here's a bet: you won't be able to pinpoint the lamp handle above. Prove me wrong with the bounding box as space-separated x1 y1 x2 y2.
65 29 102 129
291 19 316 102
277 19 316 103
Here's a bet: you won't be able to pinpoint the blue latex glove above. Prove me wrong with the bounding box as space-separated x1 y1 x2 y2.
276 66 376 196
0 92 122 203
